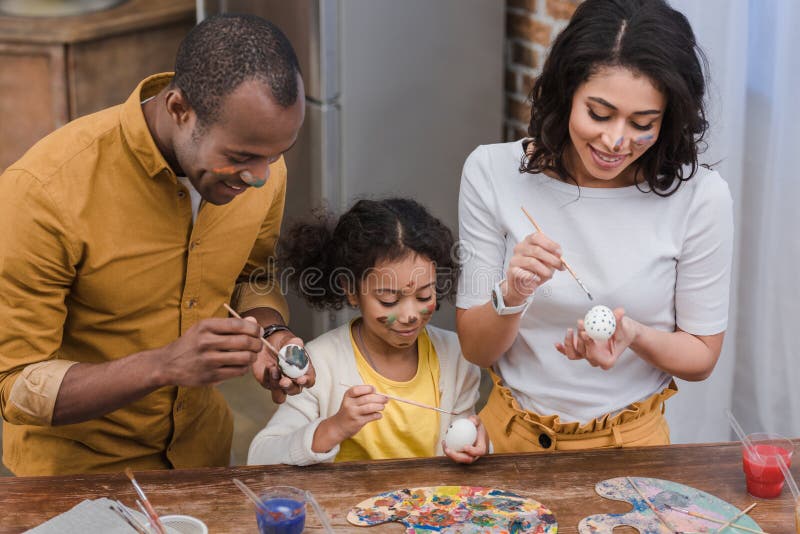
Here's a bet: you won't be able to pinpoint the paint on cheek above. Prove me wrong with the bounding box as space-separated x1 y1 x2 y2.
633 134 655 146
212 165 238 174
420 305 434 316
378 314 397 326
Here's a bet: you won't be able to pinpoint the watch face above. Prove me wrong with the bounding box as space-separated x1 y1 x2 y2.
492 290 499 309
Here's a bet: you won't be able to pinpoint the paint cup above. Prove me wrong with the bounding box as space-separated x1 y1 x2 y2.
741 432 794 498
159 515 208 534
255 486 306 534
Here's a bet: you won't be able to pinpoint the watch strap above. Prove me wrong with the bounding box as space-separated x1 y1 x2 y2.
262 324 290 339
492 280 531 315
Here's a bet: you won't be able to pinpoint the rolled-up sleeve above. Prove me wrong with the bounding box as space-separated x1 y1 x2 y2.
0 169 79 425
231 158 289 322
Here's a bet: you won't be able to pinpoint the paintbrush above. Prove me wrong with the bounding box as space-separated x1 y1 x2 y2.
626 477 676 533
717 503 758 533
124 468 167 534
223 303 280 356
110 502 149 534
306 490 335 534
520 206 593 301
339 382 457 415
665 504 768 534
232 477 265 509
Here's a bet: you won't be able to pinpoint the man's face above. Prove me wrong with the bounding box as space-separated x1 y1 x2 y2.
173 76 305 205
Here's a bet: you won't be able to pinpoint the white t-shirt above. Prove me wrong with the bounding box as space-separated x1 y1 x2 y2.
456 140 733 424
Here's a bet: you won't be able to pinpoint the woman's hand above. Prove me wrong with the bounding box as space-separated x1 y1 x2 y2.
443 415 489 464
555 308 639 370
503 232 564 306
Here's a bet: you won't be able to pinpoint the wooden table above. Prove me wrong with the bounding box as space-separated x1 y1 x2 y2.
1 442 796 533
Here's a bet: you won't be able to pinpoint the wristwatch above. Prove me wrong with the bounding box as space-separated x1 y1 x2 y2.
491 280 531 316
262 324 290 340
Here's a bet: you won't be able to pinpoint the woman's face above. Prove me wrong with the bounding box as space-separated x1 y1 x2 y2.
566 66 666 188
349 254 437 351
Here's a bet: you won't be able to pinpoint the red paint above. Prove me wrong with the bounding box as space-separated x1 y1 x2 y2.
742 444 792 498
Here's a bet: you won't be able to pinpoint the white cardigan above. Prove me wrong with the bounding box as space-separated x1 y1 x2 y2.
247 322 481 466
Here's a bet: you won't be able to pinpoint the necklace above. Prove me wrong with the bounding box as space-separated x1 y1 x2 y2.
356 322 381 373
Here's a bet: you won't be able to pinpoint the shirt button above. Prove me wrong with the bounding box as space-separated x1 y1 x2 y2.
185 298 198 309
177 190 186 199
538 433 552 449
189 240 200 251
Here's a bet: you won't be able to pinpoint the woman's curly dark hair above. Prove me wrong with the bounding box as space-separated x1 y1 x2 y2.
522 0 709 196
278 198 460 310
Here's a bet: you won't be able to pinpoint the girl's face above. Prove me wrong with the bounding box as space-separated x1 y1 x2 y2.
565 66 666 188
349 254 437 351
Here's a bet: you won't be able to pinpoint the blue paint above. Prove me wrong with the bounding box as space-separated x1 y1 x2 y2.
256 498 306 534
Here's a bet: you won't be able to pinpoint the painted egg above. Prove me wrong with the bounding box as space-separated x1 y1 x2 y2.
278 344 310 378
444 418 478 452
583 305 616 342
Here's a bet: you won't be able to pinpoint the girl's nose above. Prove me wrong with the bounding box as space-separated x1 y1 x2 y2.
398 300 419 325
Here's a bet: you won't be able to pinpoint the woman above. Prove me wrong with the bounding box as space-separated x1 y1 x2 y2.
456 0 733 451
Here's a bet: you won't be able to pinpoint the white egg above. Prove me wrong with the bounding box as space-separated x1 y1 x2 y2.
278 344 310 378
444 418 478 452
583 305 616 342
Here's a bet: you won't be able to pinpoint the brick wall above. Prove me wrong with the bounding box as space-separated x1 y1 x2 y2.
505 0 582 140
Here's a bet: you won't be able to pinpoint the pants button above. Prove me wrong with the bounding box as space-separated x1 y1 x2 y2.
538 433 552 449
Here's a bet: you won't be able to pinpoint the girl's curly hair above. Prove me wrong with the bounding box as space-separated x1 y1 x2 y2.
278 198 460 310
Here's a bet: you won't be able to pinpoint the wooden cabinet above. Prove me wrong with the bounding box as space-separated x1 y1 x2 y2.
0 0 195 171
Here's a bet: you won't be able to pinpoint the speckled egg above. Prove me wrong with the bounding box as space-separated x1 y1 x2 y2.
278 344 310 378
583 305 617 342
444 418 478 452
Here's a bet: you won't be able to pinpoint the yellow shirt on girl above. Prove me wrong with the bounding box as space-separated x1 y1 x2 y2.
335 327 440 462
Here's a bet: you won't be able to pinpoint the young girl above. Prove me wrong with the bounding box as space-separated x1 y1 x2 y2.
248 198 489 465
457 0 733 451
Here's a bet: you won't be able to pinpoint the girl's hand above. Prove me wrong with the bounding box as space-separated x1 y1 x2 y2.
555 308 639 370
329 385 388 441
504 232 564 306
443 415 489 464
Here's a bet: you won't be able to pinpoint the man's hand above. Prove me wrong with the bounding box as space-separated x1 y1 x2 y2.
156 317 264 386
251 324 316 404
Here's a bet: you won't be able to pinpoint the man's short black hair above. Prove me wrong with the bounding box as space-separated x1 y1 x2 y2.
174 14 301 125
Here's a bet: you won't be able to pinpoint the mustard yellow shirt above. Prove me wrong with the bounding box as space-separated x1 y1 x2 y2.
0 73 288 475
336 326 440 462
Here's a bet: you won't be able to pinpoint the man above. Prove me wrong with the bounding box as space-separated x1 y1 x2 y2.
0 14 314 475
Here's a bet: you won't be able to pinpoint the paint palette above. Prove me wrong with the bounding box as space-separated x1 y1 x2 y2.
347 485 557 533
578 477 762 533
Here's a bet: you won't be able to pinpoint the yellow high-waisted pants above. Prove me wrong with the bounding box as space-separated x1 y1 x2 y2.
480 370 677 452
